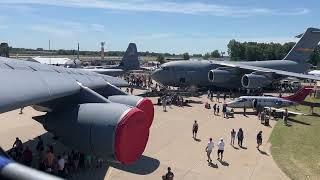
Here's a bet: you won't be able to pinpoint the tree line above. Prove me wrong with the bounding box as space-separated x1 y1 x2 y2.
227 39 320 66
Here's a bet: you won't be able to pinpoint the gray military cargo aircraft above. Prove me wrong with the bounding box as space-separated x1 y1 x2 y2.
151 27 320 89
82 43 140 76
0 56 154 167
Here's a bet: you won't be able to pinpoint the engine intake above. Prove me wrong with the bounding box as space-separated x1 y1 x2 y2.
241 74 271 89
39 103 150 165
208 69 234 83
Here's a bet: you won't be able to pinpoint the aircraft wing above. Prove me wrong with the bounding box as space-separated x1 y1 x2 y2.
0 57 128 114
268 107 305 115
212 61 320 81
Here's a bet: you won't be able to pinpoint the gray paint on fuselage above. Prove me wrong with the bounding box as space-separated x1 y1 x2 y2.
151 59 310 89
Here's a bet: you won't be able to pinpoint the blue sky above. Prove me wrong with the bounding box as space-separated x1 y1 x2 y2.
0 0 319 54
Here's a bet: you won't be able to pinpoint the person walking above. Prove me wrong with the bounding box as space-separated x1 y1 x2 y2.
237 128 244 147
230 129 236 146
217 138 225 161
192 121 199 139
162 96 167 112
205 138 214 163
162 167 174 180
213 104 217 115
243 105 246 116
217 92 220 102
222 104 227 118
217 106 220 115
256 131 263 150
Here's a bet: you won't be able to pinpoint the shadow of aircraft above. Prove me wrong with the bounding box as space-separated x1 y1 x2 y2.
8 131 160 180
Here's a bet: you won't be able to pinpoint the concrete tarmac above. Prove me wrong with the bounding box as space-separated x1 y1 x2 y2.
0 95 289 180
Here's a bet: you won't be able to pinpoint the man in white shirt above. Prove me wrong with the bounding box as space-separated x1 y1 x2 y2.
205 138 214 163
217 138 225 161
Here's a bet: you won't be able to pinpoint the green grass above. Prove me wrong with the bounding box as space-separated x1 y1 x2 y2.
269 97 320 180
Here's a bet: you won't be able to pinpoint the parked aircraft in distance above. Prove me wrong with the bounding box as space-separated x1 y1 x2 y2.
82 43 140 76
227 86 313 109
0 56 155 178
151 27 320 89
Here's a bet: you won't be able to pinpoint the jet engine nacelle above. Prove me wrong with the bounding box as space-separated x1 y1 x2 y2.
108 95 154 128
208 69 234 83
39 103 150 165
241 74 272 89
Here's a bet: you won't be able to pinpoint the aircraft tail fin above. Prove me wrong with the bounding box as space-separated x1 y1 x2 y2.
283 86 313 103
284 27 320 62
119 43 139 70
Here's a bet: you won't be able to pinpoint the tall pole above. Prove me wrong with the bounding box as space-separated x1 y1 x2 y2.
49 40 51 64
77 42 80 60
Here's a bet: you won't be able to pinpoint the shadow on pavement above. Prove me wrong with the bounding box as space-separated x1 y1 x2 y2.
108 155 160 175
9 132 160 179
208 162 218 168
232 146 239 150
218 160 229 166
258 150 269 156
240 146 248 150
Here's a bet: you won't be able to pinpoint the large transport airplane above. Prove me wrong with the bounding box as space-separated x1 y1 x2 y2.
226 86 313 109
82 43 140 76
151 27 320 89
0 56 154 167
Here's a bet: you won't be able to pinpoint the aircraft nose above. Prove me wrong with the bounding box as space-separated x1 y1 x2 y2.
151 69 162 82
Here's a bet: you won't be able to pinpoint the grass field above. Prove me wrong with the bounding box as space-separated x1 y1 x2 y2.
269 96 320 180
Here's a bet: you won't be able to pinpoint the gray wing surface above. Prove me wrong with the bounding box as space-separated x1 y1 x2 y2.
0 57 128 114
212 61 320 81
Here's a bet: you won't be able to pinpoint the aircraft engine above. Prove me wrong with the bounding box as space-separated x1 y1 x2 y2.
108 95 154 128
38 103 151 165
241 74 272 88
208 69 234 83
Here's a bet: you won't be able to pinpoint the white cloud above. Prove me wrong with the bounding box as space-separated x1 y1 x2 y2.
1 0 310 17
28 22 106 36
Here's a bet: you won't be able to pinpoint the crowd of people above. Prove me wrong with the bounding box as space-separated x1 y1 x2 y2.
123 74 153 90
8 136 103 178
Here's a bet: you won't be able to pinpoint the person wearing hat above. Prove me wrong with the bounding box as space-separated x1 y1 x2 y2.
217 138 225 161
